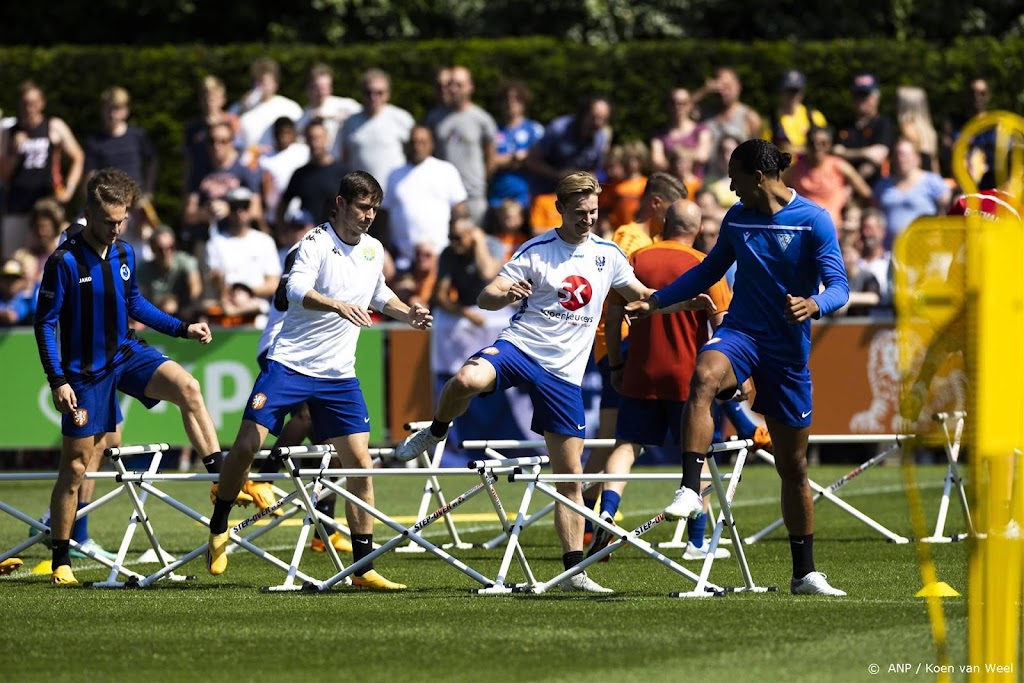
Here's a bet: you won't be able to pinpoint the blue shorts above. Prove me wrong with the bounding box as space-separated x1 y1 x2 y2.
702 326 812 428
597 343 628 411
615 396 685 447
475 340 585 437
62 340 166 438
243 360 369 443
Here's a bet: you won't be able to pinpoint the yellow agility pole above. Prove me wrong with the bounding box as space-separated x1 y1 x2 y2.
897 110 1024 683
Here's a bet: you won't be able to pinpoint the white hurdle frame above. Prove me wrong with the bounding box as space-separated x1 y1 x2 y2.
105 449 339 589
0 444 188 585
744 434 913 545
394 421 472 553
921 411 975 543
499 439 777 597
461 438 619 550
305 455 549 592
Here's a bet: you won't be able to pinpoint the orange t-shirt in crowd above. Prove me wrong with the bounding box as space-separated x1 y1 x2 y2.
787 155 847 228
592 220 657 362
608 175 648 229
613 241 731 402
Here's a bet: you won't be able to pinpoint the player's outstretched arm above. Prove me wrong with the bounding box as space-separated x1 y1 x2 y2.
381 297 433 330
186 322 213 344
300 288 374 327
478 275 530 311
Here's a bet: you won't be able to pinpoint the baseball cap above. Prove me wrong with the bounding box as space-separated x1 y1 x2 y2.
284 207 316 227
780 70 806 91
1 259 24 278
225 186 254 206
851 73 880 94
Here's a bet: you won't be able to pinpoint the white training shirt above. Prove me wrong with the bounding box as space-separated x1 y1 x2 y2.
270 224 395 379
498 229 638 384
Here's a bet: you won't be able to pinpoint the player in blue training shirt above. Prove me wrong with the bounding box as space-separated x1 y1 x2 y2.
626 139 850 596
34 167 236 586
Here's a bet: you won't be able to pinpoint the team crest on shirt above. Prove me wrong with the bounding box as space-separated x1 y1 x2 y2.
362 246 375 261
594 255 606 272
557 275 592 311
251 393 268 410
120 264 130 281
72 409 89 427
775 233 795 252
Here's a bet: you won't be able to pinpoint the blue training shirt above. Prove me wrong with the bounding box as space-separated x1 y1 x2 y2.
654 191 848 365
35 235 186 388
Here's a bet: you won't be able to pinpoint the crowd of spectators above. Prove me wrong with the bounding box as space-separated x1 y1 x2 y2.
0 59 1011 332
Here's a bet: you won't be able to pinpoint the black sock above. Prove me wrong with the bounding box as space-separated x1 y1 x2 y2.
210 498 234 534
562 550 584 571
681 451 704 492
352 534 374 574
429 420 449 438
201 452 223 474
790 534 815 579
314 496 337 541
258 452 283 475
52 539 71 569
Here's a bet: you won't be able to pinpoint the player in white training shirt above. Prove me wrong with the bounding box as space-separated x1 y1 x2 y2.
207 171 432 590
396 172 713 593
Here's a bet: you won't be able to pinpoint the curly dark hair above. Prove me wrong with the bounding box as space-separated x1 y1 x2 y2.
730 139 792 177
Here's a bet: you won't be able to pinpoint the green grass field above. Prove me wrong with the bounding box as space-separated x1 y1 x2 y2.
0 461 970 683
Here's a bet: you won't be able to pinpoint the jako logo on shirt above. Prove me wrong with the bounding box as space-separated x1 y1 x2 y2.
557 275 592 311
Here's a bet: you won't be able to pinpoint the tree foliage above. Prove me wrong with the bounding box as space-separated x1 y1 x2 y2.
0 0 1020 45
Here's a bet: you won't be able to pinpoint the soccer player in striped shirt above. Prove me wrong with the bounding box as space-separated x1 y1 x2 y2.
35 168 232 586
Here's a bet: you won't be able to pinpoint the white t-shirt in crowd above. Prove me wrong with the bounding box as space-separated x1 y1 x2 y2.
497 229 637 384
205 228 282 292
237 95 304 153
383 156 468 266
272 225 395 379
337 105 415 194
297 96 362 152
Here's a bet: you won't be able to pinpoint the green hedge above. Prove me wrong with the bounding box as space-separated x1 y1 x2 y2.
2 38 1021 228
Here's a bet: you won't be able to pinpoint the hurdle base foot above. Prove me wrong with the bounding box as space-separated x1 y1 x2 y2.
919 534 969 543
669 589 727 599
261 584 308 593
884 537 912 544
470 583 518 595
395 545 426 554
722 585 779 594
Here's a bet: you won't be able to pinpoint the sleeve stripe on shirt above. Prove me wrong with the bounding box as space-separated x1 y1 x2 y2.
73 246 96 374
730 222 813 231
510 236 557 260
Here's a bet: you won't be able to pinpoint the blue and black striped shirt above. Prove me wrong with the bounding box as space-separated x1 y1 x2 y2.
35 235 187 388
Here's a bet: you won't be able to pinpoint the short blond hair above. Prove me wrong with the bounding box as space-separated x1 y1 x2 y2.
555 171 601 206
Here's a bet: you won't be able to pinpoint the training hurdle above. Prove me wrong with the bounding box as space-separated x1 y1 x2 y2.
99 444 346 590
498 439 776 597
0 444 187 585
298 453 549 592
460 437 725 553
461 438 613 550
921 411 975 543
744 434 914 545
394 421 473 553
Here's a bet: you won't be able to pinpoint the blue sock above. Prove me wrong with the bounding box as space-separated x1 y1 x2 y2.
719 401 758 438
72 502 89 544
599 491 621 519
688 512 707 547
582 496 598 532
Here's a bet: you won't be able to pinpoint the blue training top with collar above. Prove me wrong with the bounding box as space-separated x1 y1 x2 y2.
654 191 848 365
